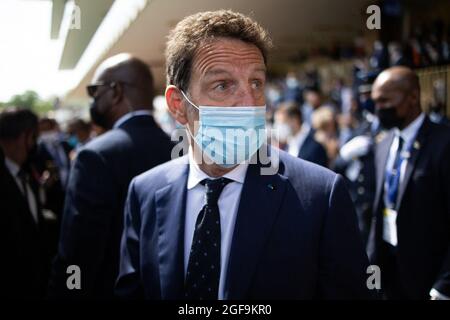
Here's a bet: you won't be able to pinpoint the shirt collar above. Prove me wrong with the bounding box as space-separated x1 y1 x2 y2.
395 112 425 145
113 109 153 129
187 146 248 190
4 157 20 177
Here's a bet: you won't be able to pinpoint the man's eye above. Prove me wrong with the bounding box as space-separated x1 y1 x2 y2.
214 82 228 91
251 80 263 89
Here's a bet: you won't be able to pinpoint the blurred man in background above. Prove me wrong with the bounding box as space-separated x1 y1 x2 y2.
48 53 174 298
67 118 92 151
274 102 328 167
35 117 72 221
36 118 72 189
0 108 51 298
332 83 382 246
301 88 322 126
368 66 450 299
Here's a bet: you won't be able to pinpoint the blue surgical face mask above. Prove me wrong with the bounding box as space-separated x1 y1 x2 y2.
180 90 266 168
68 135 79 148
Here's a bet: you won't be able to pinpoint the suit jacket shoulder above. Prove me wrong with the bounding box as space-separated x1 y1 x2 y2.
81 115 172 159
297 132 328 168
279 149 337 195
82 127 134 157
131 155 188 197
429 120 450 146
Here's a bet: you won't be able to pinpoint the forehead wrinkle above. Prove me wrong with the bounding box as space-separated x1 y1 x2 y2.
196 56 265 79
198 40 261 56
193 43 265 77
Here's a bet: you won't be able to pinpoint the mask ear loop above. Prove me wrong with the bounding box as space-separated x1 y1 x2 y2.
179 89 205 163
179 89 200 138
185 121 196 140
180 89 200 110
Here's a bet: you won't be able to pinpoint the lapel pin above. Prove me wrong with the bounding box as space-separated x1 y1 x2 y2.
267 184 275 191
414 141 420 150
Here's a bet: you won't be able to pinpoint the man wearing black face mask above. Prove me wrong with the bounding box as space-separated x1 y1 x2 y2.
48 53 174 298
88 85 114 130
376 102 405 130
368 66 450 300
0 108 51 298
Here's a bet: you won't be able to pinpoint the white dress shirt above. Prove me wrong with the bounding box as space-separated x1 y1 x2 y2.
287 124 310 157
184 147 248 300
113 109 153 129
384 113 425 207
4 157 38 223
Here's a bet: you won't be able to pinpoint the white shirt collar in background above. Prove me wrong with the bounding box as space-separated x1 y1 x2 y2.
287 124 310 157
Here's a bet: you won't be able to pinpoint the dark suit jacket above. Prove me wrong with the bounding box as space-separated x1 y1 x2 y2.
116 147 373 299
48 115 174 298
297 131 328 168
0 151 49 298
367 116 450 299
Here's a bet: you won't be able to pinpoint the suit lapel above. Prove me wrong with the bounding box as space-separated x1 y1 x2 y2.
225 161 288 299
374 131 394 212
396 117 430 210
155 157 189 299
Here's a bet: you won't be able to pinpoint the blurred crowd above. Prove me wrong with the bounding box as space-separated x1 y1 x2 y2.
1 13 449 300
262 22 450 242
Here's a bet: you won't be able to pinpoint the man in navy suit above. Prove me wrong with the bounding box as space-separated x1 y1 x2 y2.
368 66 450 299
274 102 328 167
48 54 174 298
0 108 51 298
116 10 372 300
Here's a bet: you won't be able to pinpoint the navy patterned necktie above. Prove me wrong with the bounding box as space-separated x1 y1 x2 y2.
386 135 404 209
185 177 232 300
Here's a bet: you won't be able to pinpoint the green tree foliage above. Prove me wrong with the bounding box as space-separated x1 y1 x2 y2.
0 90 54 115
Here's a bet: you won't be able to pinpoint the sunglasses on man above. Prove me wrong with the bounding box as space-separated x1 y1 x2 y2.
86 81 139 99
86 81 118 99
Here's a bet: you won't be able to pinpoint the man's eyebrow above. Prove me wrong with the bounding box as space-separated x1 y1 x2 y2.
204 69 232 78
253 66 267 74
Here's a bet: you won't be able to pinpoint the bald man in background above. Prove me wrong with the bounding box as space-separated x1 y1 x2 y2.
368 66 450 299
48 54 174 298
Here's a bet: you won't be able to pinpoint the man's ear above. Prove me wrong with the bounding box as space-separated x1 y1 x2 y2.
410 89 420 108
166 85 188 125
111 82 124 105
